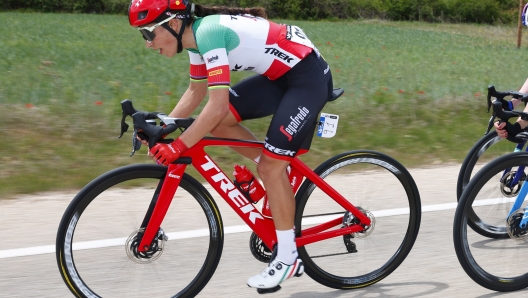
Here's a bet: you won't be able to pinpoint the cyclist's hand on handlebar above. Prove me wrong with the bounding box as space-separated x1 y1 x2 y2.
148 138 188 166
494 121 507 139
495 121 522 143
136 130 149 146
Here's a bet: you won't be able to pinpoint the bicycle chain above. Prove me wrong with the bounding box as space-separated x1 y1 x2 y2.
310 251 355 259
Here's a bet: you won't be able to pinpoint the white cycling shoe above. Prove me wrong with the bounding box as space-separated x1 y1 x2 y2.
247 258 304 294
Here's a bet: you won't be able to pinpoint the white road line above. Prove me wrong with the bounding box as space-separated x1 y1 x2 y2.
0 198 516 260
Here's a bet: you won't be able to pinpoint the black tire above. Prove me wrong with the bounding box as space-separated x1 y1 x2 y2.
294 150 421 289
56 164 224 298
457 131 508 200
454 152 528 292
457 132 524 239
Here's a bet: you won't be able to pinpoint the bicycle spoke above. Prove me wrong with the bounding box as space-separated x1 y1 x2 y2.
454 152 528 292
295 151 420 289
57 166 223 297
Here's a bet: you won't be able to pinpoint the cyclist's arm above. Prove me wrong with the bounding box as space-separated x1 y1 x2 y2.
511 78 528 109
512 78 528 128
178 24 233 147
168 80 208 118
178 88 230 147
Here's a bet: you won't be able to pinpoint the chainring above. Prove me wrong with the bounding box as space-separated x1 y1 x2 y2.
249 232 272 263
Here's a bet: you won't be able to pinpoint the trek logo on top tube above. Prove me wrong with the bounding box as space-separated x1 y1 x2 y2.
200 156 264 224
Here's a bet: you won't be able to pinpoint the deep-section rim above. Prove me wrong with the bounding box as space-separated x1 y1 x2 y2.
454 152 528 292
56 164 224 298
294 150 421 289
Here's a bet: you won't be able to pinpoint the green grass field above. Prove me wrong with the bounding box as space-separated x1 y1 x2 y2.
1 12 528 197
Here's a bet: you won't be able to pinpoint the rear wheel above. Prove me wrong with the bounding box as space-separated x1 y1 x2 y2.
56 164 224 298
457 132 526 238
294 150 421 289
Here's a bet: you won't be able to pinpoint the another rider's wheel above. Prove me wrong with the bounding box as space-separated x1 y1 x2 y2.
454 152 528 292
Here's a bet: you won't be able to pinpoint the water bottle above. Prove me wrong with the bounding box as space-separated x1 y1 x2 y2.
233 164 266 204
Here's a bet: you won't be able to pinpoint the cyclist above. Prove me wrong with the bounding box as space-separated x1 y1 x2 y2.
496 4 528 140
128 0 333 293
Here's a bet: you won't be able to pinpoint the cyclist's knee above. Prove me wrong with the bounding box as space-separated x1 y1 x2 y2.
257 155 289 183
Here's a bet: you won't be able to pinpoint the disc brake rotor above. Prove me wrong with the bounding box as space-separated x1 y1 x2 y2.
500 171 526 197
342 207 376 238
125 228 168 264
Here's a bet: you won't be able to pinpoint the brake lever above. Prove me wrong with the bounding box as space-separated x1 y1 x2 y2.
485 114 496 135
130 129 142 157
486 85 496 113
118 111 129 139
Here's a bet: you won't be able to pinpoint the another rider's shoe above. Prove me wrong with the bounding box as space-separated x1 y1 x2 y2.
247 258 304 294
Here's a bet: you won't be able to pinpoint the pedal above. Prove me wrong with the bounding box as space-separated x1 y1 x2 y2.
256 285 281 294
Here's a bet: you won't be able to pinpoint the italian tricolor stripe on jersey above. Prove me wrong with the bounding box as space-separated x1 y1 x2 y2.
188 51 207 82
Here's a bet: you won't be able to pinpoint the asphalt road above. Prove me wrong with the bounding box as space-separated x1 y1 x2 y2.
1 164 527 298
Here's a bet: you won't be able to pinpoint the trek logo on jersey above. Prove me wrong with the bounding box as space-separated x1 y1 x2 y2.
209 69 223 76
264 142 296 157
207 55 219 64
264 48 295 63
200 156 264 224
280 106 310 141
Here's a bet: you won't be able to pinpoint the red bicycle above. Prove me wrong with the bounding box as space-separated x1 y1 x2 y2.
56 88 421 297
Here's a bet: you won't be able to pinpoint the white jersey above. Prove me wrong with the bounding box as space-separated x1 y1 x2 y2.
187 15 317 89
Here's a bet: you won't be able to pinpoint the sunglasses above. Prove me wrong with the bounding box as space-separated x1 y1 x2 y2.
138 14 177 43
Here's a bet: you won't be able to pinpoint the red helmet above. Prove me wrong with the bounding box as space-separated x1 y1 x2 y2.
128 0 189 27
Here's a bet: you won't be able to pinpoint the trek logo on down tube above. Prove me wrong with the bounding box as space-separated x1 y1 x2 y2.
200 156 264 224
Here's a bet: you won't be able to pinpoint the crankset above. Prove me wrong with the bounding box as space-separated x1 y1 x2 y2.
249 232 273 263
507 209 528 241
500 171 526 197
125 228 168 264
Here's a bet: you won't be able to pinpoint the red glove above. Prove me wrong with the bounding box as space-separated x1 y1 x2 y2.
149 138 188 166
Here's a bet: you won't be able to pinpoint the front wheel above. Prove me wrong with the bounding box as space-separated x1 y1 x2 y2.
454 152 528 292
294 150 421 289
56 164 224 298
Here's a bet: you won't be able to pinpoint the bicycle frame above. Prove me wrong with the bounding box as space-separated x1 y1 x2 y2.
504 140 528 227
137 137 371 252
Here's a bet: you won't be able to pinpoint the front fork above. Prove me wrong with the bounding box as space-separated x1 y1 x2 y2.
505 140 528 228
138 163 187 252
